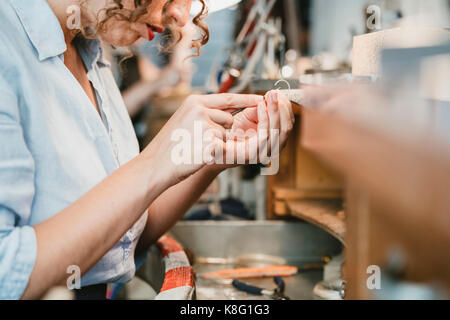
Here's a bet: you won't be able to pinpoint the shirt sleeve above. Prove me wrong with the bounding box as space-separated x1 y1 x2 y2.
0 74 37 299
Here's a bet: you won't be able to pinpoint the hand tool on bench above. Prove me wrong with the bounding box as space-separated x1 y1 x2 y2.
232 276 290 300
200 265 298 280
210 276 291 300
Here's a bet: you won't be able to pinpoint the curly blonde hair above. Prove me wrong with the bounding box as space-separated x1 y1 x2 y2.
81 0 209 56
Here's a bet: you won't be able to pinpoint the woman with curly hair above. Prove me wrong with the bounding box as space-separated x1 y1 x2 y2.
0 0 294 299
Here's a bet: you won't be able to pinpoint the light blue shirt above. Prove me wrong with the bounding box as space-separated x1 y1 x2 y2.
0 0 148 299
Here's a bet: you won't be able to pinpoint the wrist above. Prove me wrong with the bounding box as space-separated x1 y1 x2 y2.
203 163 230 176
136 152 174 197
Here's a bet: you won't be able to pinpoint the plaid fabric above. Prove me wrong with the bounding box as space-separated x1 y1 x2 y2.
155 236 195 300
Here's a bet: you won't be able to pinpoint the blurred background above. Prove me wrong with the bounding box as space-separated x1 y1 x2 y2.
96 0 450 301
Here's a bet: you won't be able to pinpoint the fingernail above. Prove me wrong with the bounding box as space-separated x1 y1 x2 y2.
273 91 279 103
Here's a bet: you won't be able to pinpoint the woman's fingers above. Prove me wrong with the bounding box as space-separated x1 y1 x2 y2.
265 91 281 157
257 100 270 164
206 121 227 142
266 91 281 130
278 94 294 148
181 91 293 168
204 137 227 165
284 93 295 124
207 109 234 129
194 93 263 110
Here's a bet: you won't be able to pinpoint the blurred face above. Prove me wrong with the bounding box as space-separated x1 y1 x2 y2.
97 0 192 47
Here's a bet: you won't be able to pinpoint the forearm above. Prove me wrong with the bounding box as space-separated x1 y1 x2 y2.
137 165 224 252
22 154 169 299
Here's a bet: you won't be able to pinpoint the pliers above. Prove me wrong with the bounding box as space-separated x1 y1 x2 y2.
231 276 290 300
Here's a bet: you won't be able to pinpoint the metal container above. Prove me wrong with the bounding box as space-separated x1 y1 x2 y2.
170 221 342 300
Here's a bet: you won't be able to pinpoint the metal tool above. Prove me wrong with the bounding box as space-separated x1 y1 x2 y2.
231 276 291 300
201 265 298 280
231 108 246 116
216 0 279 94
195 253 287 266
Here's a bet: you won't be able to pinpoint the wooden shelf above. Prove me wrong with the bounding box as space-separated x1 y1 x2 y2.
286 199 345 244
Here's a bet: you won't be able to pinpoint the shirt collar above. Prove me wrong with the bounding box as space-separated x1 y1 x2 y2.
9 0 111 68
9 0 67 61
75 36 111 69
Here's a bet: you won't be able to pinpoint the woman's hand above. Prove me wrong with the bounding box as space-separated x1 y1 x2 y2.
142 93 264 186
224 90 295 166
